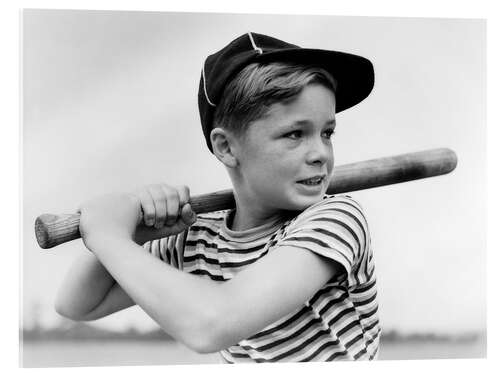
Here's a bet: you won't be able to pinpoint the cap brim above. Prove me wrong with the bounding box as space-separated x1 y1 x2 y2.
256 48 374 113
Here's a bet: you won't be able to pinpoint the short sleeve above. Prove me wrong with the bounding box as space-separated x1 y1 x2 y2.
277 195 370 277
142 230 187 270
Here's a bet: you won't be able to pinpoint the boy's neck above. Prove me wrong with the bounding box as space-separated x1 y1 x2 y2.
228 201 286 232
226 174 295 231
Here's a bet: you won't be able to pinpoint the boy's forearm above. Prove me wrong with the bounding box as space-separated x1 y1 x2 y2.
85 234 226 352
55 252 116 319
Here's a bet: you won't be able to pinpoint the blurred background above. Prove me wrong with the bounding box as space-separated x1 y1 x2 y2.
21 9 486 366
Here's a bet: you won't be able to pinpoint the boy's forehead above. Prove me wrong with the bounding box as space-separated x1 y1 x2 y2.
251 102 336 134
262 85 336 119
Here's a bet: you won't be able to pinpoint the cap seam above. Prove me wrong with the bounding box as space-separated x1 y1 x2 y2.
247 32 263 54
202 63 216 107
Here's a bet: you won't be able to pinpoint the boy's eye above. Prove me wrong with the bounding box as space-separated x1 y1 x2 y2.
323 129 336 139
285 130 302 139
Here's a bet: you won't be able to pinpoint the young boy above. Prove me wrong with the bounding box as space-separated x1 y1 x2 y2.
55 32 379 362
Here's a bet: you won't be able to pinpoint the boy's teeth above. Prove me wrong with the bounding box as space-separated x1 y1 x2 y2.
300 177 322 185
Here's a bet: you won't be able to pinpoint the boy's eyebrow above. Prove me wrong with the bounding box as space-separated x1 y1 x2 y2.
289 118 337 127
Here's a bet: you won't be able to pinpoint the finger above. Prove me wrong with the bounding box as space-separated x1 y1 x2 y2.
161 185 180 226
148 185 167 229
136 189 155 227
176 185 191 207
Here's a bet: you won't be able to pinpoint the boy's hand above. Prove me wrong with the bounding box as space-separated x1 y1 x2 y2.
133 184 197 244
78 193 143 249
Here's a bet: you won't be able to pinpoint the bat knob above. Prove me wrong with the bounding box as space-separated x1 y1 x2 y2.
35 213 81 249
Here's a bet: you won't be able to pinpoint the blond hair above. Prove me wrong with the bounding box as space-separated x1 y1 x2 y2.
213 62 337 134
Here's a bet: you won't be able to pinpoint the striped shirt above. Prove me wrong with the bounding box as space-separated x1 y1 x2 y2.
144 194 380 362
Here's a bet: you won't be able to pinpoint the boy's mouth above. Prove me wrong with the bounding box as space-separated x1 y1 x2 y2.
297 175 326 186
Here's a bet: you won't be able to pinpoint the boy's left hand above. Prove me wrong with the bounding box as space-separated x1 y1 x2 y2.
78 193 142 249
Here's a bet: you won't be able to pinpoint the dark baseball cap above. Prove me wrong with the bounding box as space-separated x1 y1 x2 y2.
198 32 375 152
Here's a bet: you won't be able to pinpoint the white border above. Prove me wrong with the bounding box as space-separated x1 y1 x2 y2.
4 1 498 375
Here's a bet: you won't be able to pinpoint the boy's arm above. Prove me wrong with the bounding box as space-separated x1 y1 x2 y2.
55 184 192 322
85 233 340 353
54 250 135 321
77 192 356 354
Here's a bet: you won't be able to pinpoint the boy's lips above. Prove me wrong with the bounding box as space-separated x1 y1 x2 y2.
296 175 327 186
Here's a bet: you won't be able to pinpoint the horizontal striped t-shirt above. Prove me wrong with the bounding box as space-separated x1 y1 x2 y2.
144 194 380 362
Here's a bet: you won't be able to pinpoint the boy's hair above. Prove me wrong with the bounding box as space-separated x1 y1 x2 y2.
212 62 338 136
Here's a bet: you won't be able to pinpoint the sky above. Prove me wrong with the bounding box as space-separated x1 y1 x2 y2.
21 10 486 335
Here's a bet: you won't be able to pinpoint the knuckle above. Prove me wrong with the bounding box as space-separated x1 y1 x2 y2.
160 182 171 193
150 185 163 196
164 188 178 201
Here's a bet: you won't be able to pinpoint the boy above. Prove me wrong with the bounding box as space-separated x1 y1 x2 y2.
55 32 379 362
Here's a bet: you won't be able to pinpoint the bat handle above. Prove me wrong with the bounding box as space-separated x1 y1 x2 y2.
34 189 237 249
35 213 82 249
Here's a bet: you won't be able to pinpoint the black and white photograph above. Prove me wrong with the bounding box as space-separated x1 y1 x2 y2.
20 8 486 368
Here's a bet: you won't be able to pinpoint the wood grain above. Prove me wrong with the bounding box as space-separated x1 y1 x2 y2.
35 148 457 249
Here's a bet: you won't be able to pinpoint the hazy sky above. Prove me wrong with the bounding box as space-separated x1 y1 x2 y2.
22 10 485 334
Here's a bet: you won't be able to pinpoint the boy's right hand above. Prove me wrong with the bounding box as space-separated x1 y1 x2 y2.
132 184 197 244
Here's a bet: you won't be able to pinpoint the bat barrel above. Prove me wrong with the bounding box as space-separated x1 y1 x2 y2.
328 148 458 194
34 148 457 249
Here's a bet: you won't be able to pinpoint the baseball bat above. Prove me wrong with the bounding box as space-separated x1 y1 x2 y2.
35 147 457 249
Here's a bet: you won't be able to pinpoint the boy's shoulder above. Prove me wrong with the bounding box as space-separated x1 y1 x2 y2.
287 194 368 229
303 194 365 214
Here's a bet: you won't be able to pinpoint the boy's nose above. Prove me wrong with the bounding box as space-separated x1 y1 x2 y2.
305 138 331 166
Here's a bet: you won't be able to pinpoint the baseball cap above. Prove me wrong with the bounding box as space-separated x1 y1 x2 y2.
198 32 375 152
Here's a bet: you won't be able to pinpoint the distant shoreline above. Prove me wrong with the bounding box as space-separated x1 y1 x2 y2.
20 322 484 344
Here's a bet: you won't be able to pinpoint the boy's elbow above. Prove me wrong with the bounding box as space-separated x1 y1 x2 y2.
179 307 234 354
185 336 221 354
54 301 93 322
54 303 76 321
183 328 230 354
54 305 78 321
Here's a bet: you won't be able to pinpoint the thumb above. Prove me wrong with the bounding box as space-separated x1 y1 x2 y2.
180 203 197 225
157 203 196 236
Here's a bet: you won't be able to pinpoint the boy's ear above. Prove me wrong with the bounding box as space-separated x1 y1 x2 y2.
210 127 239 168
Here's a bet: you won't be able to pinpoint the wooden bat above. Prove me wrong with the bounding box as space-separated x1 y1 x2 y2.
35 148 457 249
